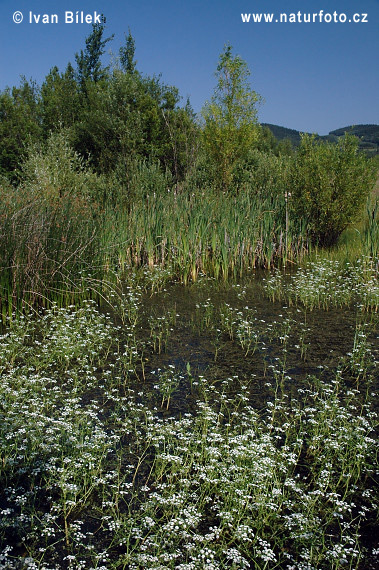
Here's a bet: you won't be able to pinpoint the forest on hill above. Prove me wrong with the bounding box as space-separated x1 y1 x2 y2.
262 123 379 154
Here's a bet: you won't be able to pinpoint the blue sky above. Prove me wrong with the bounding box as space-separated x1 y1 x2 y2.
0 0 378 135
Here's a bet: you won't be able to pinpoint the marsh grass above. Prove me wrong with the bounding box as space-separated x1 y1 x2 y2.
364 197 379 260
3 175 376 321
1 183 313 320
0 187 105 321
112 189 310 282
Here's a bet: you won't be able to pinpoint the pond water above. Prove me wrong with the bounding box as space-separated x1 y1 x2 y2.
124 272 377 415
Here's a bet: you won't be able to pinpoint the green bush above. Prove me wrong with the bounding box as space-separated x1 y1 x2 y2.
126 157 173 202
289 134 377 246
233 148 289 198
20 129 107 204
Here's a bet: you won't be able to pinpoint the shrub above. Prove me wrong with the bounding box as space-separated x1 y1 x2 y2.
233 148 289 198
289 134 377 246
20 129 107 204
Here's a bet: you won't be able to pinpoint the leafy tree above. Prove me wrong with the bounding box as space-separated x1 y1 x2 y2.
71 68 194 181
0 78 42 181
276 138 293 156
40 64 82 133
0 26 198 190
119 30 137 74
71 72 144 173
202 44 262 191
252 126 293 156
255 125 278 154
161 100 200 185
75 18 114 88
289 134 377 246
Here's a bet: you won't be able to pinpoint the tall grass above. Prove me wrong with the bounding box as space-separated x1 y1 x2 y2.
111 189 310 283
0 186 109 320
1 182 312 317
364 197 379 260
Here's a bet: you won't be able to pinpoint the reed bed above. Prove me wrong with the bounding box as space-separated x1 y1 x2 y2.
1 177 376 319
0 187 106 320
1 185 312 318
111 190 310 282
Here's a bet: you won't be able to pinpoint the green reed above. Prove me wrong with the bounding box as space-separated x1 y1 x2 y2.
4 177 372 318
113 189 310 281
0 188 109 320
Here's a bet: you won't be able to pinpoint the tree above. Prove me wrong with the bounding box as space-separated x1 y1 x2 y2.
40 64 82 133
119 30 137 74
202 44 262 191
0 78 42 181
70 68 192 179
289 134 377 246
75 18 114 89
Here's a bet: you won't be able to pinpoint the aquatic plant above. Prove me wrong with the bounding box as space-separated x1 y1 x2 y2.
263 258 378 312
0 292 377 569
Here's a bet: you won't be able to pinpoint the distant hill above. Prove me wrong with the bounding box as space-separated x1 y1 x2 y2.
261 124 304 146
261 123 379 155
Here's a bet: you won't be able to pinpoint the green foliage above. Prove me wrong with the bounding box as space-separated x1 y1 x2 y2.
330 124 379 140
329 124 379 154
288 134 377 246
75 18 114 88
160 104 200 183
262 123 304 147
20 129 106 203
119 29 137 74
233 148 289 198
0 184 101 316
276 137 294 156
71 68 193 182
202 44 262 192
121 156 173 203
0 78 42 181
254 126 293 156
363 197 379 259
255 125 279 153
264 122 379 155
40 64 82 133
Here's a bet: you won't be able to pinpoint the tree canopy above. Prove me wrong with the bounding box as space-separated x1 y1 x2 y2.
202 44 262 191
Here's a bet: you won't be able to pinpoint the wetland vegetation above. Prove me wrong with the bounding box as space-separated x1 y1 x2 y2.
0 264 378 569
0 21 378 570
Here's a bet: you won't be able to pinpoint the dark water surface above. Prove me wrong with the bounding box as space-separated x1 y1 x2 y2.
126 273 378 415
